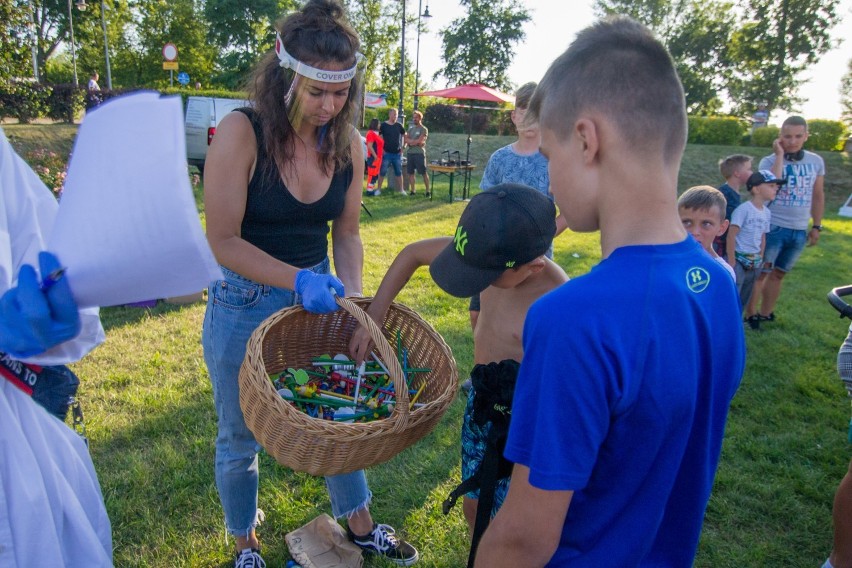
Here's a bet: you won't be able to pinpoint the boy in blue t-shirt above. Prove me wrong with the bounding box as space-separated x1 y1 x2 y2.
349 184 568 539
475 16 745 567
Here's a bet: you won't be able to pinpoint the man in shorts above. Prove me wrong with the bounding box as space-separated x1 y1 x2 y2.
376 108 406 195
746 115 825 323
405 110 430 197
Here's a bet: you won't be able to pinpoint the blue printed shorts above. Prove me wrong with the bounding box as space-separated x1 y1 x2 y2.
461 388 509 514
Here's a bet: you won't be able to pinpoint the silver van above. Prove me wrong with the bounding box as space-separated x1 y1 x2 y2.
184 96 249 175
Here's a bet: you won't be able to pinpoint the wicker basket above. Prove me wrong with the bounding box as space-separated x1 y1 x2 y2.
239 296 458 476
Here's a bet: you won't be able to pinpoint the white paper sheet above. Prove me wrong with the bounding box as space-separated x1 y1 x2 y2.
48 92 222 308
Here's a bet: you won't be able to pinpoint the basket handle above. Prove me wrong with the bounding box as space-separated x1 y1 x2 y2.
334 295 410 414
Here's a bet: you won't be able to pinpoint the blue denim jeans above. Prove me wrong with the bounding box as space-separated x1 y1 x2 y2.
202 258 372 537
762 225 807 273
380 152 402 177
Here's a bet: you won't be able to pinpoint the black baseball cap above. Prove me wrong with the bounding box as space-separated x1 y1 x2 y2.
430 183 557 298
746 169 786 190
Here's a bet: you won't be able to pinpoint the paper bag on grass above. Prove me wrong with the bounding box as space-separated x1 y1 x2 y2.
285 514 363 568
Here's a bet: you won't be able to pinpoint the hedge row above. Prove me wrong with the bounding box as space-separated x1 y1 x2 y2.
0 80 137 123
2 81 848 151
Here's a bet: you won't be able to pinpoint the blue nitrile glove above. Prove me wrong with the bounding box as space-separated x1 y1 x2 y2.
0 252 81 359
294 270 345 314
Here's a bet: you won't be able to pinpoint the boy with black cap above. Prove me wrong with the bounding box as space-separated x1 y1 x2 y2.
727 170 785 328
348 183 567 543
475 16 745 567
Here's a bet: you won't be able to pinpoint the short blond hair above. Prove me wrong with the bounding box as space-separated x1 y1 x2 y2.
678 185 727 222
718 154 752 179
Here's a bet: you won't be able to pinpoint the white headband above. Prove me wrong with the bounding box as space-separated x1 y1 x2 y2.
275 33 362 83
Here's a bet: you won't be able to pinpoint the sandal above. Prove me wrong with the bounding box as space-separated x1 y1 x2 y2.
756 312 775 322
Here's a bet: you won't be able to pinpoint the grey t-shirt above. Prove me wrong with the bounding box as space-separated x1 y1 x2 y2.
406 124 428 156
759 151 825 230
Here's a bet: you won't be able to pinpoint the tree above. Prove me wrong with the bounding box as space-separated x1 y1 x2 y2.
68 0 133 88
344 0 400 93
842 58 852 129
595 0 736 114
203 0 293 88
437 0 529 91
128 0 217 88
0 0 35 81
727 0 840 118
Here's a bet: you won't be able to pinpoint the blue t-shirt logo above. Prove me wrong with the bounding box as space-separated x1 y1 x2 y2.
686 267 710 293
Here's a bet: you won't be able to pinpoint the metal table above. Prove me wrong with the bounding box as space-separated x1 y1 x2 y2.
427 164 476 202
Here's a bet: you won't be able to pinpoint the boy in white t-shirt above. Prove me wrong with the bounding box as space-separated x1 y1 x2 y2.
727 170 784 329
678 185 735 281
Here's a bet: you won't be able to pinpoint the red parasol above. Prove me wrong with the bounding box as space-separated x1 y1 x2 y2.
414 83 515 104
414 84 515 195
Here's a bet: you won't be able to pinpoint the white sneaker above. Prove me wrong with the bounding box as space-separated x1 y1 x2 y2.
399 190 408 196
235 548 266 568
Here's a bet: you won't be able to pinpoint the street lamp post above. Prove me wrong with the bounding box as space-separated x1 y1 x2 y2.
76 0 112 89
413 0 431 112
398 0 406 125
99 0 112 89
27 0 39 81
67 0 79 85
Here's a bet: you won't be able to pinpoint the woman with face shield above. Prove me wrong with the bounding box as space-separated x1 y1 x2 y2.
201 1 419 566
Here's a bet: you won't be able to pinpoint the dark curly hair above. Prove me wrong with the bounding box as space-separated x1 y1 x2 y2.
246 0 361 178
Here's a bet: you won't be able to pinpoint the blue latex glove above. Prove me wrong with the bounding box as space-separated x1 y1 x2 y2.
294 270 345 314
0 252 81 359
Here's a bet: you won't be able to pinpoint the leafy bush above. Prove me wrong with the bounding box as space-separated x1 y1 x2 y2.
45 83 85 123
806 119 847 152
0 81 49 123
160 87 248 109
702 117 748 145
687 116 704 144
750 126 779 148
687 116 747 145
424 103 464 133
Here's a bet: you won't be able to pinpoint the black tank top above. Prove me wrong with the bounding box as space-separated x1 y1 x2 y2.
237 108 353 268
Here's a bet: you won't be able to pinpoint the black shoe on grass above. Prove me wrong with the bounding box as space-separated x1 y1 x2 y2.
348 523 419 566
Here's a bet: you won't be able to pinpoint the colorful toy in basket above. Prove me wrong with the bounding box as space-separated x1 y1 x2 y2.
271 348 432 423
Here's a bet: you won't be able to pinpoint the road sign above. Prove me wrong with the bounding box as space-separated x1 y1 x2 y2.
177 72 190 85
162 43 178 62
163 61 179 70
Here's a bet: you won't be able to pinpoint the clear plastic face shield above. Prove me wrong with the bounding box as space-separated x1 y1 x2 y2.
275 33 365 133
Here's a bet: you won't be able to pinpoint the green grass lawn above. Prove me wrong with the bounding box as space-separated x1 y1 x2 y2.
5 123 852 567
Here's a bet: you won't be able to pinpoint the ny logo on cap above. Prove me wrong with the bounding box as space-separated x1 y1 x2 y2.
454 226 468 255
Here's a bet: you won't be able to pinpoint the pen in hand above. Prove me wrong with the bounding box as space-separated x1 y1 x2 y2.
41 267 67 291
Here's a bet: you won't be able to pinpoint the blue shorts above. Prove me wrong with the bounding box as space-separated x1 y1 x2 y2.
762 225 807 273
380 152 402 176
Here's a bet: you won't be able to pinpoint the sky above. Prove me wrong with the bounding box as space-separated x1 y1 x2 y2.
411 0 852 123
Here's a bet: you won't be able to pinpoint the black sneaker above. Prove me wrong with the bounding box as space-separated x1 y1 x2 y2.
757 312 775 322
235 548 266 568
746 315 761 330
348 523 419 566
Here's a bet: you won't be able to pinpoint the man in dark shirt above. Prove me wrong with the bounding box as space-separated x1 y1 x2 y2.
376 108 407 195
